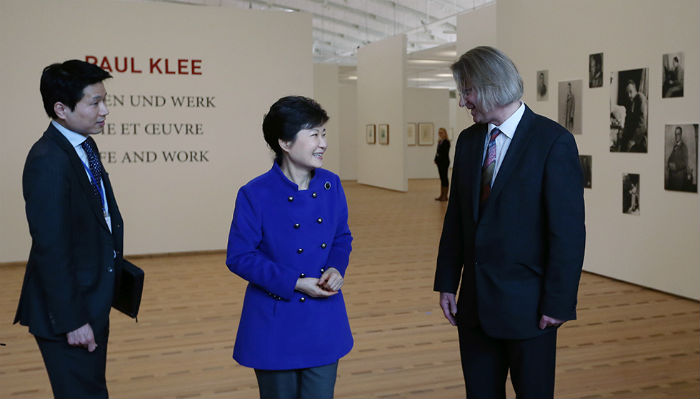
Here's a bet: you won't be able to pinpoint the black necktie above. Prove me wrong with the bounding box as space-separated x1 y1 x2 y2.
80 137 104 201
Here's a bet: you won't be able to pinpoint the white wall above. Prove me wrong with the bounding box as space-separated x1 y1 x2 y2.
495 0 699 299
454 3 498 134
313 63 340 174
448 96 458 168
405 88 450 179
339 83 358 180
0 0 312 261
356 34 407 192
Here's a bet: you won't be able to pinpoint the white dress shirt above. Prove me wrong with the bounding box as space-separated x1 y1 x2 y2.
52 120 112 232
482 102 526 187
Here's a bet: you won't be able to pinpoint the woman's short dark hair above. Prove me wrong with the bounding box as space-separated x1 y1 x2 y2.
263 96 329 163
40 60 112 119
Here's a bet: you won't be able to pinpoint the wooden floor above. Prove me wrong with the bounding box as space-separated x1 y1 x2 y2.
1 179 698 398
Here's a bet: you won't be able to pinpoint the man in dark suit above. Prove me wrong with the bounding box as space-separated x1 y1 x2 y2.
434 47 585 398
14 60 124 398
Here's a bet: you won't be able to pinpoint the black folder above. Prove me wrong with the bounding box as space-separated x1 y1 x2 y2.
113 258 144 320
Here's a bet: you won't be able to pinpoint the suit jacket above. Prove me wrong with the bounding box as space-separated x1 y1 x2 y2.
226 163 353 370
434 105 585 340
14 123 124 341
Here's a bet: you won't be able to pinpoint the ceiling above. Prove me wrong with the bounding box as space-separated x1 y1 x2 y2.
146 0 495 89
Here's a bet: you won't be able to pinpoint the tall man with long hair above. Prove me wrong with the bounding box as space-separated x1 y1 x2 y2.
435 47 585 398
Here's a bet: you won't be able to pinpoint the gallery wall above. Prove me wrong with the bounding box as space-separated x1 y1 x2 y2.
313 63 341 174
448 96 458 170
494 0 699 299
356 34 408 192
339 83 358 180
405 88 450 179
0 0 313 261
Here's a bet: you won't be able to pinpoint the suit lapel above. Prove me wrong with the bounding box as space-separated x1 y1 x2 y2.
46 125 111 232
102 170 121 226
470 125 488 222
486 106 537 206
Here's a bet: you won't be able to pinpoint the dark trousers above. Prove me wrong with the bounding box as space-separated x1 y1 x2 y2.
437 163 450 187
35 335 109 399
255 361 338 399
457 324 557 399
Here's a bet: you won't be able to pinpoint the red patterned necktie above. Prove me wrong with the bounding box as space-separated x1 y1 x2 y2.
480 128 501 204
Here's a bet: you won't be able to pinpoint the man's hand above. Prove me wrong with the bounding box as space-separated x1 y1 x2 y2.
439 292 458 326
67 323 97 352
539 314 564 330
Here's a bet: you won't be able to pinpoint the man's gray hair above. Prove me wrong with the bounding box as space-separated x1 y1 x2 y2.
451 46 523 113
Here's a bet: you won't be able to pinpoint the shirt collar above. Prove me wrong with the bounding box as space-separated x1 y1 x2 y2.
52 120 88 148
487 101 525 140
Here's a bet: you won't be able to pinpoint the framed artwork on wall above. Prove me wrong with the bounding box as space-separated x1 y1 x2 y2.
418 122 434 145
536 69 548 101
662 52 684 98
378 124 389 145
579 155 592 188
622 173 640 215
407 123 416 146
557 79 582 135
366 124 376 144
589 53 603 88
664 123 698 193
609 68 648 153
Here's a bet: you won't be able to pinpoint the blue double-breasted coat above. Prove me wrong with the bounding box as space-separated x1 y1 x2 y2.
226 163 353 370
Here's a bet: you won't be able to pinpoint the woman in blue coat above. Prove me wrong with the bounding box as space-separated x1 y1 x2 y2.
226 96 353 399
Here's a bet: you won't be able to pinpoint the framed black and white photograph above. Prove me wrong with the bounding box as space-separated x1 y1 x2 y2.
664 124 698 193
406 123 416 146
418 122 434 146
589 53 603 88
622 173 640 215
609 68 648 153
378 124 389 145
366 124 376 144
536 70 548 101
579 155 592 188
662 52 684 98
558 80 582 135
